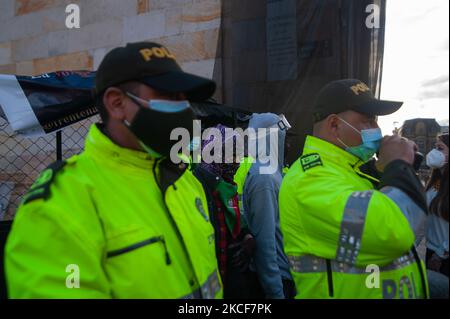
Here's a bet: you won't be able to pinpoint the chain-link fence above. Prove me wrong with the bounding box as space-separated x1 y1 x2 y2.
0 115 99 221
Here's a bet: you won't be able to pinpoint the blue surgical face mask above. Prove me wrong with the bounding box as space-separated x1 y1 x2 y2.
337 117 382 162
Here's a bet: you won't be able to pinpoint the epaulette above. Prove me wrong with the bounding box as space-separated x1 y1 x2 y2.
299 153 323 172
21 160 67 205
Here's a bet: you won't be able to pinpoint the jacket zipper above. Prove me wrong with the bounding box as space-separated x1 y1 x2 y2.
107 235 172 265
153 160 201 291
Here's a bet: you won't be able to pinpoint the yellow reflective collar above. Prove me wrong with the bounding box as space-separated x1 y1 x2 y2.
84 124 155 170
303 135 361 168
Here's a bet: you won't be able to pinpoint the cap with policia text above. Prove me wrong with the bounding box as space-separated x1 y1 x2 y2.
94 42 216 101
312 79 403 122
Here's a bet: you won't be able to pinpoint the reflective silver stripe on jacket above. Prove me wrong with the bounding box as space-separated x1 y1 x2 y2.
380 186 427 239
201 270 221 299
237 194 245 214
182 270 221 299
336 190 373 265
288 250 417 274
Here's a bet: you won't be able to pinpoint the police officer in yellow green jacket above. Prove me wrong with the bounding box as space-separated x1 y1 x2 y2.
279 79 429 299
5 42 222 299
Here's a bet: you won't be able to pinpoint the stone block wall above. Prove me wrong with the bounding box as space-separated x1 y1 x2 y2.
0 0 221 81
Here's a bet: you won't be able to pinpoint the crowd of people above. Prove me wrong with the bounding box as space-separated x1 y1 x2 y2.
3 42 448 299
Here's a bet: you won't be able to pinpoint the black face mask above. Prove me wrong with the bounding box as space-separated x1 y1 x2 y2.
124 93 195 158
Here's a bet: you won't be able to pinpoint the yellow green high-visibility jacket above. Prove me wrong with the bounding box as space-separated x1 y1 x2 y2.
233 156 254 215
5 124 222 299
279 135 428 299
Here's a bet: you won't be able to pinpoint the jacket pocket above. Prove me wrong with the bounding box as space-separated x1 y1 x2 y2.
106 235 172 265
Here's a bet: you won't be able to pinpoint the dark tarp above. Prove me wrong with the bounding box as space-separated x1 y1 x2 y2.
190 100 253 130
216 0 386 164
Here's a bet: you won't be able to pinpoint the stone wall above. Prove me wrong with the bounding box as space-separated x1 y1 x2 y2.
0 0 221 82
0 0 222 219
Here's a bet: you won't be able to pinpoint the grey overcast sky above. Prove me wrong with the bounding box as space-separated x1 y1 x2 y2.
379 0 449 133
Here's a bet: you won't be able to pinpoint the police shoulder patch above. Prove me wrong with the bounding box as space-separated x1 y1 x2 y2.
21 160 67 205
300 153 323 172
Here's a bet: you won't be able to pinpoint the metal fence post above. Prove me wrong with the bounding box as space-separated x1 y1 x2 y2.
56 130 62 161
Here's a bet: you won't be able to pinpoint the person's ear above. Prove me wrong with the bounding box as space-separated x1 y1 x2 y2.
326 114 340 138
103 87 127 121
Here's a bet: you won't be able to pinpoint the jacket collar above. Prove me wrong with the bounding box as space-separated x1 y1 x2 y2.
84 123 155 170
303 135 363 168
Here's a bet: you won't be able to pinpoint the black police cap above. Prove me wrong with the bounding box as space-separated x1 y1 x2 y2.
94 42 216 102
313 79 403 122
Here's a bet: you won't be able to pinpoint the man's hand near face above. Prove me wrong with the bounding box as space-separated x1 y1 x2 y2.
375 135 418 172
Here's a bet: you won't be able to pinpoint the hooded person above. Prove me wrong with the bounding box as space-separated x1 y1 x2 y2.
193 124 255 299
241 113 295 299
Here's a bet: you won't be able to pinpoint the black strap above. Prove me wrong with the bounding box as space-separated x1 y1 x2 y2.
153 158 187 194
152 159 203 296
411 246 428 299
326 259 334 298
0 220 13 299
356 159 381 187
